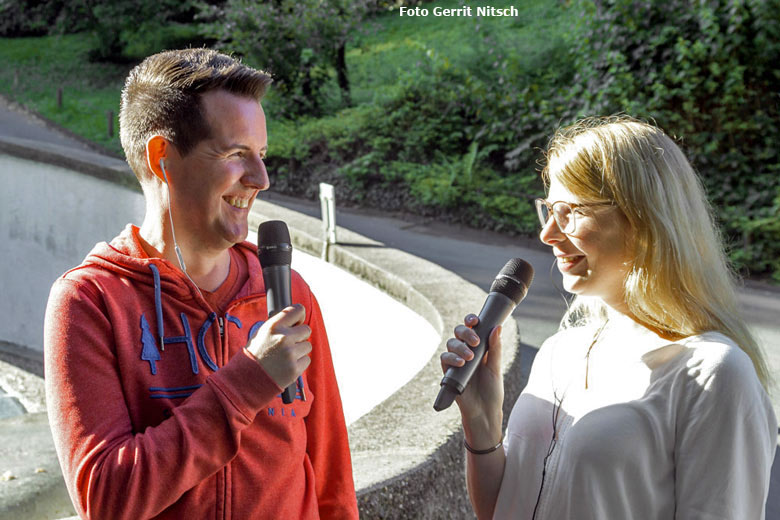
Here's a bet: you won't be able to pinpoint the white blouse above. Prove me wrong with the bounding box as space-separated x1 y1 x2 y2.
494 314 777 519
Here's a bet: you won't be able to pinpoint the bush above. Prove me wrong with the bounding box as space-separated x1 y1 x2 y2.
0 0 62 36
201 0 370 117
266 0 780 280
265 44 552 232
0 0 207 60
83 0 206 62
569 0 780 278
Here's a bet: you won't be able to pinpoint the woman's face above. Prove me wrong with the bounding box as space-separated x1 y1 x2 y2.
540 176 634 311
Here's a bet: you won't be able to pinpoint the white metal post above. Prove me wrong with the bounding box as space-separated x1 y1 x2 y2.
319 182 337 260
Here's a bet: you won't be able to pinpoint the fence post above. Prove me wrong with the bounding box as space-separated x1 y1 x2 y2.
319 182 337 261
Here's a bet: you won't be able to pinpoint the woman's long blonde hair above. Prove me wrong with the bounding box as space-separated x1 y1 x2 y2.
543 115 771 390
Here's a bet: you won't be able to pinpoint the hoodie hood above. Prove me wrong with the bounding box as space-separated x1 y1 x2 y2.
78 224 264 304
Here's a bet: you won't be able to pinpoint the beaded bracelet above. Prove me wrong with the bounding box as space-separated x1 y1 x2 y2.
464 436 503 455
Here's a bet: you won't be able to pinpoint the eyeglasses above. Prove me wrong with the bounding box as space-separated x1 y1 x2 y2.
534 198 614 235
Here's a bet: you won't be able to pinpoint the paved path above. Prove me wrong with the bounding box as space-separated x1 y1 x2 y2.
0 96 94 152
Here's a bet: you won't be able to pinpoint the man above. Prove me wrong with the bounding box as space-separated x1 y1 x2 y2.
44 48 358 519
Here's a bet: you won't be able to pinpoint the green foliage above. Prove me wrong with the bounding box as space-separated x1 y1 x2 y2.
265 16 567 232
0 0 207 60
0 0 56 36
120 23 204 61
255 0 574 232
1 0 777 280
570 0 780 278
0 34 126 155
730 188 780 283
201 0 369 117
80 0 206 61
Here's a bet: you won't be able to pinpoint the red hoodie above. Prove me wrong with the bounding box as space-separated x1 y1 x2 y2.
44 225 358 520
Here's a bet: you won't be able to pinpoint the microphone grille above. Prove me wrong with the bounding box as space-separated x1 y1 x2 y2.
490 258 534 305
257 220 292 267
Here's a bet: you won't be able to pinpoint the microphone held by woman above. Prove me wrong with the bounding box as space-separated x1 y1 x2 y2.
434 258 534 411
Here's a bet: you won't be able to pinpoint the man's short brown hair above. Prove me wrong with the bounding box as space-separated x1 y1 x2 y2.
119 48 272 182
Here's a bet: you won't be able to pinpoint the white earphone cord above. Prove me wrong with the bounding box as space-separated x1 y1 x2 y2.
160 159 204 300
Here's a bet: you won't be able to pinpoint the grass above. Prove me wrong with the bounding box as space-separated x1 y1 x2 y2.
263 0 578 160
0 33 128 155
346 0 577 106
0 1 577 158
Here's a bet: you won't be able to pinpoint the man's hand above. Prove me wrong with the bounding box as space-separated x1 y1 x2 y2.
246 304 312 389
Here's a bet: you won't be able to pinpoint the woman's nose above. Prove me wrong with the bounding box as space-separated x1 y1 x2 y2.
539 214 566 245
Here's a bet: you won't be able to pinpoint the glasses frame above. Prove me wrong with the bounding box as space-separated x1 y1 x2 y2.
534 198 614 235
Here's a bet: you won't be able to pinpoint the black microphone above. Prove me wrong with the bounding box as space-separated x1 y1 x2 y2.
433 258 534 412
257 220 297 404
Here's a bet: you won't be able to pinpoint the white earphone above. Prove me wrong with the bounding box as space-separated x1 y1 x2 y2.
159 158 169 184
156 155 204 299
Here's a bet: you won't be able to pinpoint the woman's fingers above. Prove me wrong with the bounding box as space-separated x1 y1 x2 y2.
454 324 480 347
447 337 475 359
442 314 484 373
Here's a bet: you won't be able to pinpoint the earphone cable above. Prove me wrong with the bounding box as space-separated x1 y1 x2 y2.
161 163 204 301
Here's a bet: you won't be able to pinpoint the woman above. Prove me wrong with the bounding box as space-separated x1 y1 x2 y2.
442 116 777 519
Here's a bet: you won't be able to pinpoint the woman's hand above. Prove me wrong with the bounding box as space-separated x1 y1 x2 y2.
442 314 507 520
440 314 504 441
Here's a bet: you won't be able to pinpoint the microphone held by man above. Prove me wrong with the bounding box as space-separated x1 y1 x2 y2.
257 220 300 403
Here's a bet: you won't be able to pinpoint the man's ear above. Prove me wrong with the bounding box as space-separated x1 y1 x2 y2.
146 135 170 184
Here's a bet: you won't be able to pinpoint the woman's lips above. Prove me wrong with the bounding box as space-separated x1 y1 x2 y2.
557 255 585 273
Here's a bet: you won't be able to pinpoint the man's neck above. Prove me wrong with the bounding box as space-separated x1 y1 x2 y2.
139 217 231 293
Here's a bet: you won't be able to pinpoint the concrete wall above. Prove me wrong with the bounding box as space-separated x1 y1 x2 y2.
0 150 144 351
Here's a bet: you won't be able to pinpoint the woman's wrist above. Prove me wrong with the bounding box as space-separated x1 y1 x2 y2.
464 435 503 454
462 410 503 452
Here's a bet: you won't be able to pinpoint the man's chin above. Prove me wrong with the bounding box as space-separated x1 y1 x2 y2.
218 225 250 248
228 232 249 246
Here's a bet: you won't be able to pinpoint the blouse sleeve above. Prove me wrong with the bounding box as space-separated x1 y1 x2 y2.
674 338 777 519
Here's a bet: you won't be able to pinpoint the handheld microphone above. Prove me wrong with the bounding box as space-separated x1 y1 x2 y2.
433 258 534 412
257 220 297 404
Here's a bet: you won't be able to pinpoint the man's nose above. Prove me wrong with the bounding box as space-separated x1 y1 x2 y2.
243 155 270 191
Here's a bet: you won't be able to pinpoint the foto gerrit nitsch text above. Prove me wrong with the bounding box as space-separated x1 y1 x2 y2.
399 6 519 17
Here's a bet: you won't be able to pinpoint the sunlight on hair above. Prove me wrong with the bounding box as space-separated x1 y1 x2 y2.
546 116 772 391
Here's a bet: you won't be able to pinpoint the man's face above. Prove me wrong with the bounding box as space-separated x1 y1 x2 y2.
166 89 269 252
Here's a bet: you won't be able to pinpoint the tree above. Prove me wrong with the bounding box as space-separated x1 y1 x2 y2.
570 0 780 277
0 0 62 36
200 0 372 116
39 0 206 61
